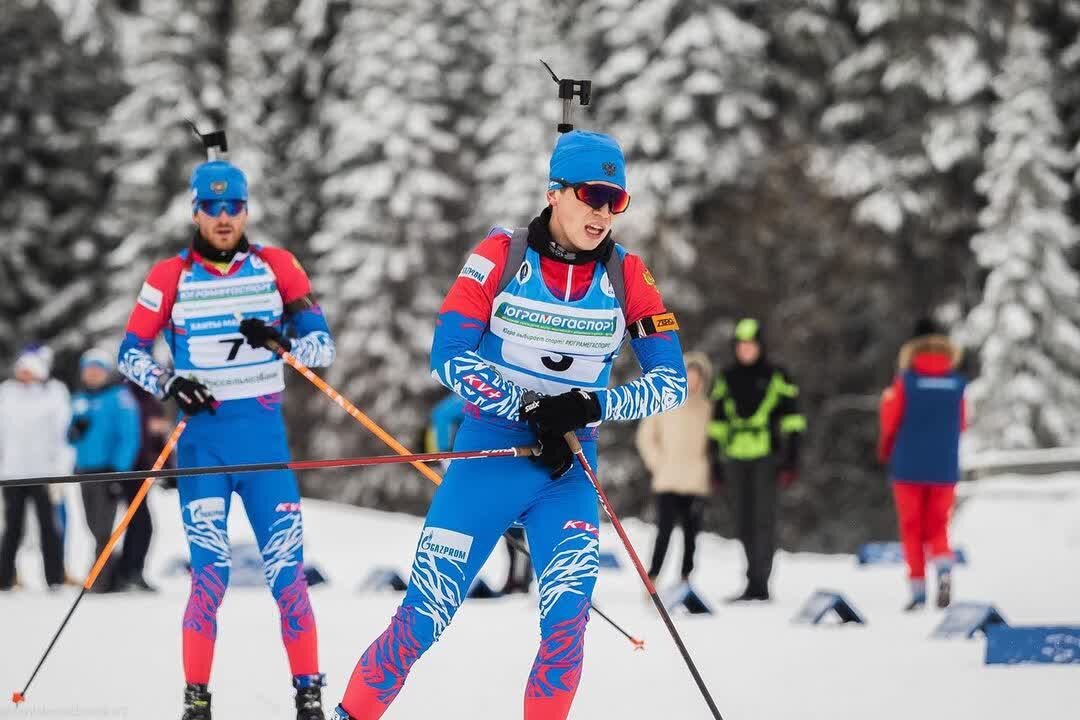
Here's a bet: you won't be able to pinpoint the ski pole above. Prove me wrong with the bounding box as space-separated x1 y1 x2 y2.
564 431 724 718
270 340 645 649
0 446 540 489
12 420 187 707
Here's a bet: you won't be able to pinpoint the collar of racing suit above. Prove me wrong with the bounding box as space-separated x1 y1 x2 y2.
527 206 614 266
191 231 250 264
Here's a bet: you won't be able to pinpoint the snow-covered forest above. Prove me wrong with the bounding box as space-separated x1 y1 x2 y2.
4 0 1080 551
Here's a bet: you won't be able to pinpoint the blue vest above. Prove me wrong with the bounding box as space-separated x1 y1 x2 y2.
889 370 965 484
476 245 627 401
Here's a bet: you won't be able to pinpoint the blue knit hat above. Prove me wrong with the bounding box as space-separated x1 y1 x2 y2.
190 160 248 202
79 348 114 372
548 130 626 191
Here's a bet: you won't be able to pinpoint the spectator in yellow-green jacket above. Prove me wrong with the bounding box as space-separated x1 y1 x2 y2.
709 318 805 602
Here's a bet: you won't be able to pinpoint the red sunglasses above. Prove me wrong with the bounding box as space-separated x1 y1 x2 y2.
551 178 631 215
195 199 247 217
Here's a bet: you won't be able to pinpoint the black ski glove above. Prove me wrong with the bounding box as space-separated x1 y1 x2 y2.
238 317 291 352
520 391 574 479
162 375 217 416
532 430 574 479
520 388 602 438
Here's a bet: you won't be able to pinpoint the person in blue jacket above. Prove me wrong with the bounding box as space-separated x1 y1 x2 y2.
70 348 142 592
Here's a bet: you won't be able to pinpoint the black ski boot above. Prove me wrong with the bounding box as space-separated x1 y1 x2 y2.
181 683 211 720
294 673 327 720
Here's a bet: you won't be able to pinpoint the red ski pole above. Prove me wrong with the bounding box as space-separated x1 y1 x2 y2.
564 431 723 718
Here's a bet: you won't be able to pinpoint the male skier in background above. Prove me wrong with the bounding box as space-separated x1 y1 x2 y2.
333 130 688 719
117 156 336 720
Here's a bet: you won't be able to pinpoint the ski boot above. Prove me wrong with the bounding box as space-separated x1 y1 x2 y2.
294 673 327 720
936 570 952 609
181 683 211 720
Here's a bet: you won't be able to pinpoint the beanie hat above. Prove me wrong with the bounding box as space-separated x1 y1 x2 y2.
14 345 50 380
190 160 249 203
548 130 626 191
80 348 114 372
734 318 761 343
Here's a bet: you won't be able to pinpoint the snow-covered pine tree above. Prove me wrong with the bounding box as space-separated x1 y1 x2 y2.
579 0 775 310
964 4 1080 450
301 0 497 508
0 0 125 368
89 0 233 348
814 0 993 274
469 2 583 240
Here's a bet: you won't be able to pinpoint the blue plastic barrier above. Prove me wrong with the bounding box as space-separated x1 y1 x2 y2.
662 583 713 615
931 602 1007 639
985 625 1080 665
792 590 865 625
856 542 967 566
597 551 622 569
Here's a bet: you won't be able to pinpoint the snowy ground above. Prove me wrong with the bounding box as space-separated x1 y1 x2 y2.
2 473 1078 719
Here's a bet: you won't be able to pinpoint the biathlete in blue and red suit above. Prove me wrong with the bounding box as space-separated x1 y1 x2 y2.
117 159 335 720
332 131 688 720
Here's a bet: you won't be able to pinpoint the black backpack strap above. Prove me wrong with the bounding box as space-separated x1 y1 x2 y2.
603 248 628 321
496 228 530 295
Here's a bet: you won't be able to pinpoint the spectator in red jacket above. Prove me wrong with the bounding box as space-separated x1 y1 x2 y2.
878 318 966 611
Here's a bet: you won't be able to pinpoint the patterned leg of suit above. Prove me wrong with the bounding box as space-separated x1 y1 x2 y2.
339 417 598 720
178 470 232 686
236 465 319 677
522 478 600 720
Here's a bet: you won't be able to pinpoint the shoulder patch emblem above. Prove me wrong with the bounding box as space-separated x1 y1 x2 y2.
643 269 656 287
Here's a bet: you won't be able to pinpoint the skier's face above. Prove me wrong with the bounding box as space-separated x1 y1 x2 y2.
194 203 248 252
81 365 109 390
546 182 618 252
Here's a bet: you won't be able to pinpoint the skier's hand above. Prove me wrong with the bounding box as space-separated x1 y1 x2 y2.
238 317 292 352
531 430 574 479
162 375 217 416
520 389 601 437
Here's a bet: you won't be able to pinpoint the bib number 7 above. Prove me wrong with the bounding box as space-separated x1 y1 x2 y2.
187 333 273 369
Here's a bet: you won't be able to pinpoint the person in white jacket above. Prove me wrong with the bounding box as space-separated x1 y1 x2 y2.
639 351 714 585
0 346 72 590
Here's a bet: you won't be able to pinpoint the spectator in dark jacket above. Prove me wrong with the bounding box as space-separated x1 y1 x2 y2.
879 318 966 611
709 318 805 602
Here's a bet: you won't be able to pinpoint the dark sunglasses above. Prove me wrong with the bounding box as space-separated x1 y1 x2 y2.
551 178 631 215
195 199 247 217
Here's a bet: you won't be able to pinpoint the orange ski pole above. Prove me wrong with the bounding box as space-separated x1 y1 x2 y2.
11 420 186 707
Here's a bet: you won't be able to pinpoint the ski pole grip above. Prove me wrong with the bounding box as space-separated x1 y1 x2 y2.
563 431 583 454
